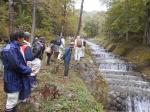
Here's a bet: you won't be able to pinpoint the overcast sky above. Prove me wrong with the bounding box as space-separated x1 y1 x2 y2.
75 0 107 12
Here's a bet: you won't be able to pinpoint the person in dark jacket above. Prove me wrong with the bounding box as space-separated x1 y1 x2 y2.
46 40 55 65
20 32 34 61
2 32 32 112
20 32 36 90
62 44 73 78
28 38 44 88
32 39 44 60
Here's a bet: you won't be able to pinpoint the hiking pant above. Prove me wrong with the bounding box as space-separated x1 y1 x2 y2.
47 52 53 65
74 47 82 61
64 62 69 76
29 76 37 87
58 47 64 60
5 92 19 111
27 58 41 76
27 58 41 87
81 46 85 58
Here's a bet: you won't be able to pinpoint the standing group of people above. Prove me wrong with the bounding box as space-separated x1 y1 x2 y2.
46 35 86 79
46 36 65 65
1 32 86 111
1 31 45 112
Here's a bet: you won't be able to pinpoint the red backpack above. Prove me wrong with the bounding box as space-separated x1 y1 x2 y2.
20 45 28 54
20 45 28 62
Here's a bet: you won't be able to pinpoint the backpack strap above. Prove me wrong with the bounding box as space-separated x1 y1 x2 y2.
20 45 28 62
20 45 28 54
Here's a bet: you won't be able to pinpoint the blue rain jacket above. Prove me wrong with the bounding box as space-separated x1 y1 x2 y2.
2 41 32 100
21 44 34 61
63 47 72 64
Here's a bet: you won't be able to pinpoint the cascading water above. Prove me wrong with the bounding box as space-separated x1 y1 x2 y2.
87 41 150 112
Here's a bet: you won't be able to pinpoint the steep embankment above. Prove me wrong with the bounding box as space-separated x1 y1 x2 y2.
0 49 108 112
95 36 150 80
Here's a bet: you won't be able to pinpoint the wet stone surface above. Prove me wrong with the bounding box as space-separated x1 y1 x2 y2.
87 41 150 112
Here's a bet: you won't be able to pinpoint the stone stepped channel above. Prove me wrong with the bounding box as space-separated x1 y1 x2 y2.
87 41 150 112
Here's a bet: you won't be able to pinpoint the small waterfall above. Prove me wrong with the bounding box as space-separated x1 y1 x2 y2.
99 62 132 72
127 96 150 112
87 41 150 112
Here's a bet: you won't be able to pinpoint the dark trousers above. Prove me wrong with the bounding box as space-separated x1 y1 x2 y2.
47 52 53 65
64 62 69 76
5 106 16 112
29 76 37 87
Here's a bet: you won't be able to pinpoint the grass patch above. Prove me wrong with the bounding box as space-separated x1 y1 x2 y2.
0 77 5 112
40 70 103 112
16 55 104 112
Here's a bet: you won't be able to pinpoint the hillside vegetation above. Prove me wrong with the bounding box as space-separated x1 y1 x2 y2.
0 0 78 39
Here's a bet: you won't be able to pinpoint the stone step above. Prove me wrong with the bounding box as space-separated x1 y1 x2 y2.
100 69 132 72
103 74 143 81
97 59 126 63
109 85 150 95
101 70 142 76
107 78 150 88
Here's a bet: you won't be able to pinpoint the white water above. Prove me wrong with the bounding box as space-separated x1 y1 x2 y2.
87 41 150 112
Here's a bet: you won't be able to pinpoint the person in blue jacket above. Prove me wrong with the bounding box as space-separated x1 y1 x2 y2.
62 44 73 78
2 32 32 112
20 32 36 89
20 32 34 61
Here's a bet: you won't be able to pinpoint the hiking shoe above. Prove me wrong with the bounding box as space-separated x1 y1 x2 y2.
63 76 69 80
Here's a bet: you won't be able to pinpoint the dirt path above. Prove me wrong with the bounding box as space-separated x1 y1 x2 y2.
0 76 5 111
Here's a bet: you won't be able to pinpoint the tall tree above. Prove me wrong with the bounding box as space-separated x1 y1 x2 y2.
37 0 77 36
8 0 14 34
60 0 67 37
125 0 129 41
77 0 84 35
83 12 105 37
31 0 36 44
0 0 78 39
103 0 145 41
145 1 150 44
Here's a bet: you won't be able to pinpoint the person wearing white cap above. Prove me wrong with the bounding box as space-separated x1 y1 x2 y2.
24 32 31 47
21 32 41 89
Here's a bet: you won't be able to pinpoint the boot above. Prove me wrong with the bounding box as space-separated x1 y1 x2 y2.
5 106 16 112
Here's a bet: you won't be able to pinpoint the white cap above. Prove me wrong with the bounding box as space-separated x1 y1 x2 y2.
24 32 31 38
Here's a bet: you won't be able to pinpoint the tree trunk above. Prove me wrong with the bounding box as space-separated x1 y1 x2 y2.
60 0 67 37
126 31 129 41
8 0 14 35
144 1 150 45
60 26 64 37
31 0 36 44
76 0 84 35
125 0 129 42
